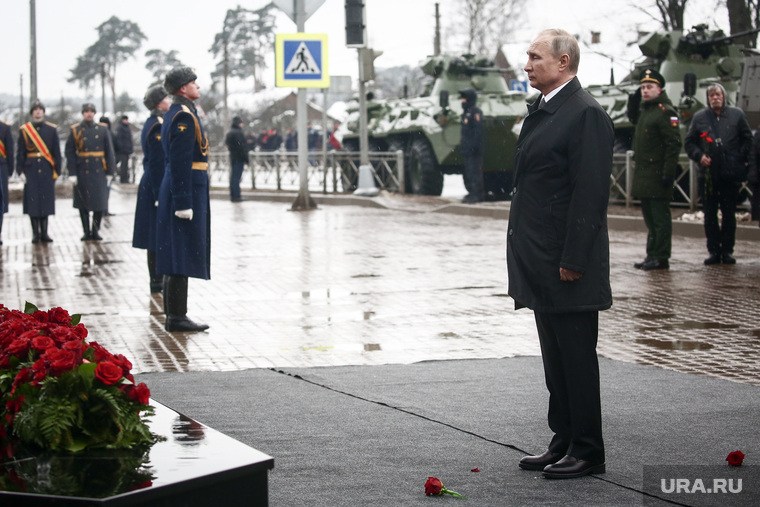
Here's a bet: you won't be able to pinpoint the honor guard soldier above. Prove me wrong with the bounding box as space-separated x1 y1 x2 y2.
629 69 682 270
155 66 210 332
0 119 14 244
16 100 62 243
133 85 171 293
65 103 116 240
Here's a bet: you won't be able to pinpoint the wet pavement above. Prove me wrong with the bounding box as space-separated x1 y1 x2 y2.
1 183 759 386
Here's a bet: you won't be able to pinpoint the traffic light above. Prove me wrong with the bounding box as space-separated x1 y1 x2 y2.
358 47 383 82
345 0 366 47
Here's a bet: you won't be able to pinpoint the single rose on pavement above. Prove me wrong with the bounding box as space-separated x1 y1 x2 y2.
424 476 466 498
471 467 480 472
726 450 745 466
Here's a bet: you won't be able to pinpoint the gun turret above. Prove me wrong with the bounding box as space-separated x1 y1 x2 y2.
679 25 760 59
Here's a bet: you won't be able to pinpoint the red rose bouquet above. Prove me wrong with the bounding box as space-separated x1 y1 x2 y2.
424 476 466 498
0 303 156 454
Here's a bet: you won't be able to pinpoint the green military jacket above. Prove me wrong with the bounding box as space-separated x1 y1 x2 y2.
631 91 682 199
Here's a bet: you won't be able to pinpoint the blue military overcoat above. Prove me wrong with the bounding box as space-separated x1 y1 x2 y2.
16 121 61 217
155 97 210 280
132 113 165 251
0 121 14 214
65 121 116 212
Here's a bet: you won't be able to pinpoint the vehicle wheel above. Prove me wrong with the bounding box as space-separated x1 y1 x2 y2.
406 139 443 195
483 171 513 201
340 139 359 192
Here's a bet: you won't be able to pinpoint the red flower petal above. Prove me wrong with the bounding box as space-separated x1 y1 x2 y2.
471 467 480 472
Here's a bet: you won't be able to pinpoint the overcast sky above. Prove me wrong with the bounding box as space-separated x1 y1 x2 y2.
1 0 728 107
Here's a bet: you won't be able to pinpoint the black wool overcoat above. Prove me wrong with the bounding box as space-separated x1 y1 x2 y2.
506 77 613 313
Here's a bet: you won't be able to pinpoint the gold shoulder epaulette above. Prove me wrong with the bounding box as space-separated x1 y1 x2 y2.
46 121 58 128
71 122 81 129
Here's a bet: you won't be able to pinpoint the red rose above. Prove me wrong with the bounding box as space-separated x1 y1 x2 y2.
113 354 133 375
31 336 55 353
726 450 745 466
425 477 443 496
47 307 71 324
95 361 123 385
62 340 85 361
126 383 151 405
32 310 49 323
6 338 31 357
44 349 78 376
72 323 88 339
89 342 114 363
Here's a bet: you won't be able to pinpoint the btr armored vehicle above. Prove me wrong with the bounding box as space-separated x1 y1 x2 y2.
342 54 527 198
587 24 760 151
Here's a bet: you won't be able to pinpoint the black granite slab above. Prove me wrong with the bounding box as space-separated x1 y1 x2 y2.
0 400 274 506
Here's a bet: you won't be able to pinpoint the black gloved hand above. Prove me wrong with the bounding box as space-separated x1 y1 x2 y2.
627 88 642 124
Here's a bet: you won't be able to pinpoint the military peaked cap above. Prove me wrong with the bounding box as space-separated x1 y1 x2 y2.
143 86 169 110
81 103 96 113
29 99 45 114
164 66 198 95
640 68 665 88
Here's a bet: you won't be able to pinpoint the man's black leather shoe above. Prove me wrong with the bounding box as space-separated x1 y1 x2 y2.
542 455 606 479
641 259 669 270
165 315 209 332
518 451 563 471
721 253 736 264
704 254 721 265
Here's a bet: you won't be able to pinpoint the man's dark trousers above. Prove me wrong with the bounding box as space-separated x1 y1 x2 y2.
463 153 484 200
701 178 739 255
230 161 244 201
534 311 604 462
641 198 671 261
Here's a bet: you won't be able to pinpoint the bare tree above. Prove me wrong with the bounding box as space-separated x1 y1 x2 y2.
726 0 759 47
632 0 689 31
449 0 525 57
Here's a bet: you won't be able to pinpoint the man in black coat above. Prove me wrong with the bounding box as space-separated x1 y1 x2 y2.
507 29 613 479
225 116 247 202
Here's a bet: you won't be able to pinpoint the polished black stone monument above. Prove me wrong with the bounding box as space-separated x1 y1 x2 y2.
0 400 274 506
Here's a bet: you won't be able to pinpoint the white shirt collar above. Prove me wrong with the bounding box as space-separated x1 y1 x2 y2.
542 77 574 103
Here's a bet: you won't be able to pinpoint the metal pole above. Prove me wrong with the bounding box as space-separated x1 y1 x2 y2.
19 75 24 127
29 0 37 103
291 0 317 210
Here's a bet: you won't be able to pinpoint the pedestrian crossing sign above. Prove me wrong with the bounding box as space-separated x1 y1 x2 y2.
276 33 330 88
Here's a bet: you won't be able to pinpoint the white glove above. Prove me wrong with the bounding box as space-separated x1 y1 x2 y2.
175 208 193 220
154 200 159 208
69 175 77 185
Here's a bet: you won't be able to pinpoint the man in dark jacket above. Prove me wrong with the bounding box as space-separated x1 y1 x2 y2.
684 83 752 264
115 115 134 183
225 116 247 202
459 88 485 203
630 69 682 270
65 103 116 241
155 66 210 332
508 29 613 479
17 100 62 243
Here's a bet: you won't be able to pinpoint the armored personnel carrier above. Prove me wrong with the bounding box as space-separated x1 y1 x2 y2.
587 24 759 151
341 54 527 197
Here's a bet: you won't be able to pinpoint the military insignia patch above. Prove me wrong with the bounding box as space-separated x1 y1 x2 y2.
155 134 161 141
475 114 481 121
177 124 187 132
670 116 679 127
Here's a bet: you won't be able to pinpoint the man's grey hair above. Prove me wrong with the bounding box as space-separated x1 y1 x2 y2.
539 29 580 74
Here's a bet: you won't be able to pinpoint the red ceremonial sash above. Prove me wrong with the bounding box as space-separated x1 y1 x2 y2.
21 122 58 179
0 139 6 158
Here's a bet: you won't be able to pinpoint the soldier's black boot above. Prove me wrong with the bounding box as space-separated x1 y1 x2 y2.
91 212 103 241
39 217 53 242
30 217 41 243
164 275 209 332
147 251 162 293
79 210 91 241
